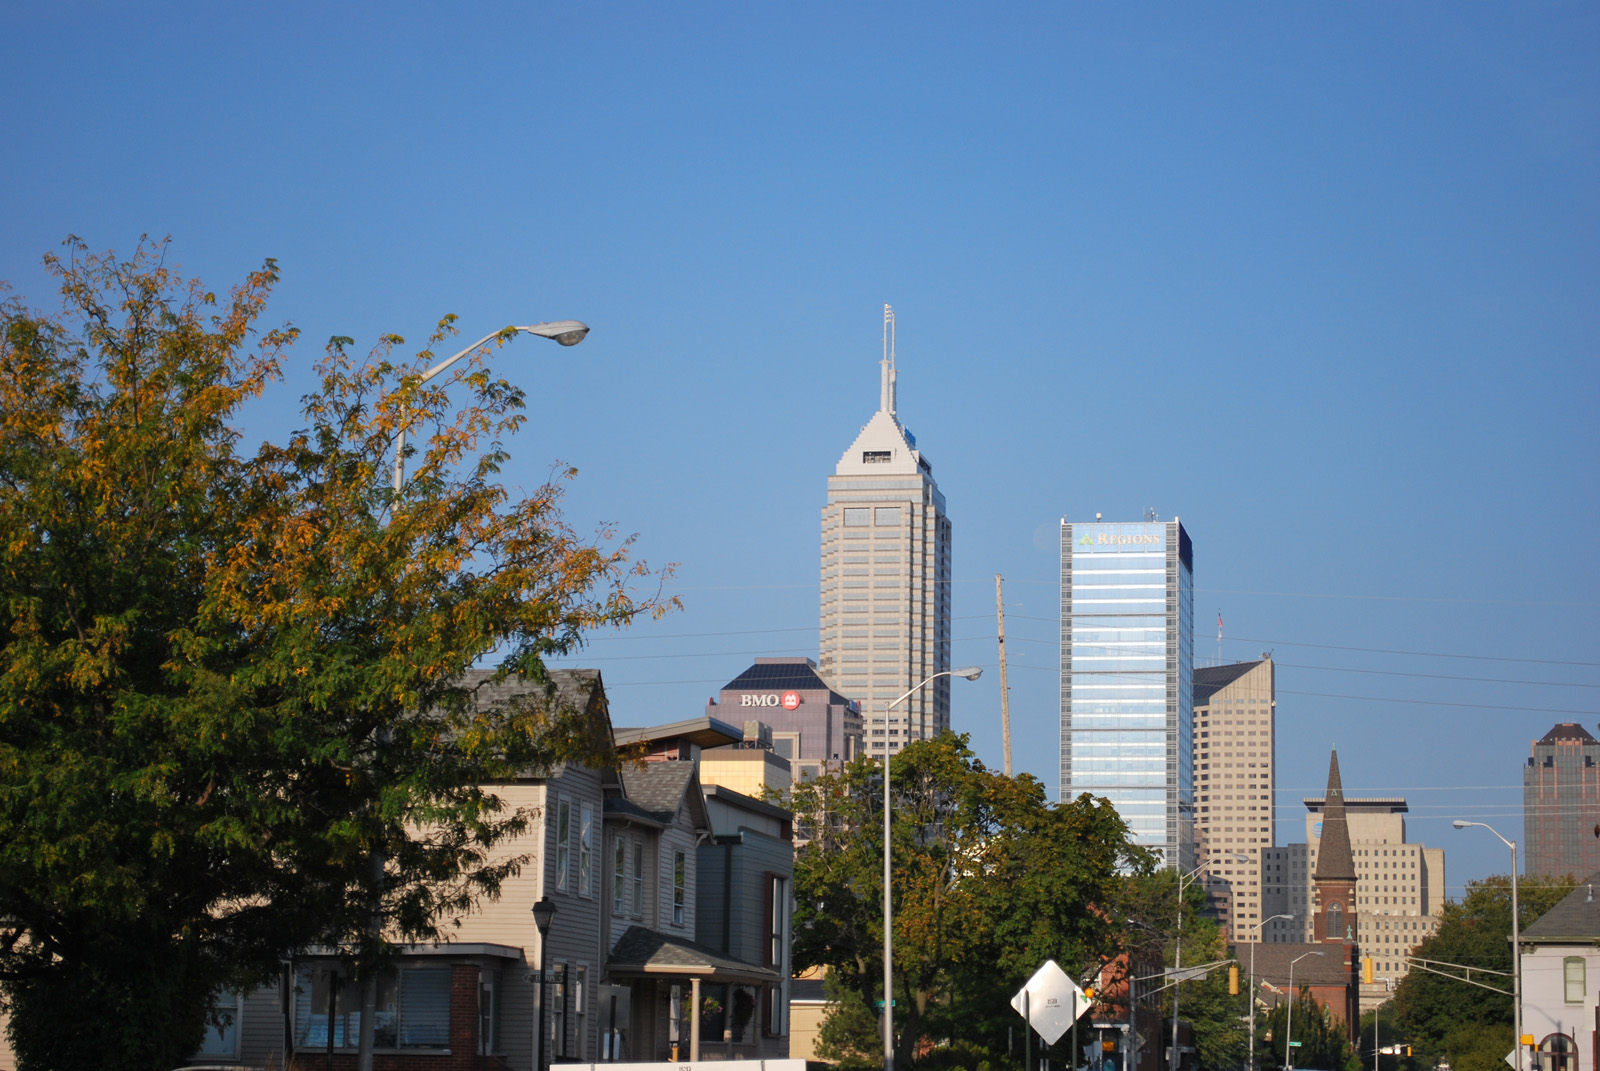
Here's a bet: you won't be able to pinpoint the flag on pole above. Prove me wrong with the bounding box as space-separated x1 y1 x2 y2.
1217 611 1223 643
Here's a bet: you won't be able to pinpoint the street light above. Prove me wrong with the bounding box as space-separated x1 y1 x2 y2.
882 667 982 1071
1284 951 1324 1071
1172 853 1249 1071
1244 914 1295 1071
392 320 591 490
532 897 558 1071
1455 819 1522 1071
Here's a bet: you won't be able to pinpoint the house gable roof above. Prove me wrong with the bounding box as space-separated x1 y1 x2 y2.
1522 874 1600 942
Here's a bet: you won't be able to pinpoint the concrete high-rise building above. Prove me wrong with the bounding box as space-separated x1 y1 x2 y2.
1193 657 1276 938
1524 723 1600 878
818 308 952 758
1060 518 1194 869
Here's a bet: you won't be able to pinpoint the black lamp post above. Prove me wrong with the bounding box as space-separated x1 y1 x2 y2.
532 897 557 1071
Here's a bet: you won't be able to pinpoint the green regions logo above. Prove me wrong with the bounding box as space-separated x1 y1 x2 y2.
1078 530 1162 547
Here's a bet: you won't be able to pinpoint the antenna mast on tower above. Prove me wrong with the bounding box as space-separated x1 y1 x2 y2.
881 303 897 416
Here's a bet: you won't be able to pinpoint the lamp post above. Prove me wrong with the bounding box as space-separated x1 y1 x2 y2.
1455 820 1522 1071
532 897 558 1071
354 317 588 1071
882 667 982 1071
391 320 591 491
1171 853 1248 1071
1284 951 1324 1071
1244 914 1295 1071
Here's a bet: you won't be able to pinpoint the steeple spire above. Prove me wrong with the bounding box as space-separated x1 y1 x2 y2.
880 303 897 416
1314 748 1357 882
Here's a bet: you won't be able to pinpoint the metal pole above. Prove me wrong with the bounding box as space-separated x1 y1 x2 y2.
997 574 1012 777
1026 988 1033 1071
884 742 894 1071
1285 975 1293 1071
1373 987 1380 1071
1512 840 1522 1071
1172 876 1184 1071
1248 941 1256 1071
536 940 550 1071
1127 970 1137 1071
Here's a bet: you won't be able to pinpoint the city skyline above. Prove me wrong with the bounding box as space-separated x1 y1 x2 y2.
1 4 1593 893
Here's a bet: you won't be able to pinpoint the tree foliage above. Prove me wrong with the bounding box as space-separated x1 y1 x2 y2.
791 733 1148 1067
1392 874 1576 1067
0 238 671 1069
1258 986 1357 1071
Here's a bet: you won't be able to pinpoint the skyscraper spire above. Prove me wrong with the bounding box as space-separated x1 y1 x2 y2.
1315 748 1357 882
880 303 897 416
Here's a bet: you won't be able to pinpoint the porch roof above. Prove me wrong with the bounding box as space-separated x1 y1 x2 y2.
605 925 778 984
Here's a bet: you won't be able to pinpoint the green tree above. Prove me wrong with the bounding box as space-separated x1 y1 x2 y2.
1258 987 1356 1071
0 238 671 1070
1393 874 1576 1064
791 733 1146 1067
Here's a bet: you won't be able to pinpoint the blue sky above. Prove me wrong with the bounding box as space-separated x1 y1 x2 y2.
3 2 1595 892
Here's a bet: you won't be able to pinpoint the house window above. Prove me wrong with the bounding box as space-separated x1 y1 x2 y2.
575 965 588 1060
673 851 686 925
1566 957 1586 1003
553 963 568 1058
579 802 594 897
767 874 787 967
478 975 497 1055
196 991 241 1058
632 842 644 915
555 799 571 892
293 965 450 1050
613 836 627 915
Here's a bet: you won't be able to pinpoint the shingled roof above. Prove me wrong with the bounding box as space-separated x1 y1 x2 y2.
1522 874 1600 941
1313 749 1357 883
618 761 710 832
606 925 777 983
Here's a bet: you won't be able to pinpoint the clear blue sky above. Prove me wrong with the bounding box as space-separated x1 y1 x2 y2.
3 3 1596 893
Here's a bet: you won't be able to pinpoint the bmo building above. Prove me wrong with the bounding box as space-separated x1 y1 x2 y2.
706 657 865 782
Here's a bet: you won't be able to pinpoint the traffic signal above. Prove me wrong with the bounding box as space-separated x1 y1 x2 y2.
1406 1047 1413 1057
1229 966 1239 995
1363 957 1374 984
1085 987 1095 1000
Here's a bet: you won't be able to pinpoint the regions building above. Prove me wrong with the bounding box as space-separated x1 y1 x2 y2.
1258 752 1446 1011
1192 657 1276 940
1524 722 1600 879
818 308 952 758
705 657 866 783
1060 517 1195 870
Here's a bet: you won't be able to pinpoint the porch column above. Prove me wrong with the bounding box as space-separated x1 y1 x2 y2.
689 976 702 1061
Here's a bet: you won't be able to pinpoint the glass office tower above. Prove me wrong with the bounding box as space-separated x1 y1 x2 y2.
1060 519 1194 869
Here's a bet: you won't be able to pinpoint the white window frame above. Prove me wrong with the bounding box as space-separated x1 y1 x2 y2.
555 797 571 892
672 850 686 926
579 802 594 898
613 834 627 915
632 840 645 917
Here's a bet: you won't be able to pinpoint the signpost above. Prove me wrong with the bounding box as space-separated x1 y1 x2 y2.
1012 960 1089 1070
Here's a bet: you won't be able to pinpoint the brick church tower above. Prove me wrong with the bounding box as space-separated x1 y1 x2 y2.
1313 748 1362 1039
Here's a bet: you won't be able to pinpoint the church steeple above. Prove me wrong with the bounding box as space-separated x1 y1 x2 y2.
1313 748 1358 943
1315 749 1357 882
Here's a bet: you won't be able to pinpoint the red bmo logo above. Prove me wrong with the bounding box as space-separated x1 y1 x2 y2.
781 691 802 710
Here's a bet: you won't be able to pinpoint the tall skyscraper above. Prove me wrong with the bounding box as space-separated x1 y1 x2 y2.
1192 656 1276 938
1059 518 1194 869
1524 722 1600 878
818 308 952 759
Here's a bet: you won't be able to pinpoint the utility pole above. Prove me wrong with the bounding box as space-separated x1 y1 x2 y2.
996 573 1012 777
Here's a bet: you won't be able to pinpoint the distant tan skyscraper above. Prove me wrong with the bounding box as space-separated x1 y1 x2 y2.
1193 657 1276 936
818 307 952 758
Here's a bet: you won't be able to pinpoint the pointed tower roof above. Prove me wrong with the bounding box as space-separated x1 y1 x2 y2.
1313 749 1358 882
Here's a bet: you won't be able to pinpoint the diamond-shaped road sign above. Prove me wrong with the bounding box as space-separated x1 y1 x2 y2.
1010 959 1088 1045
